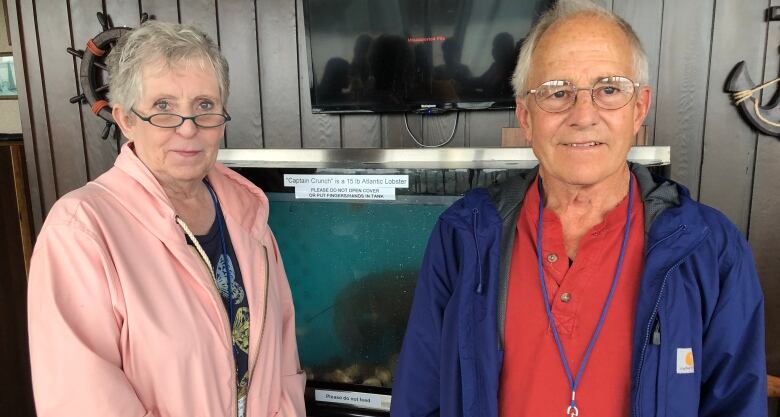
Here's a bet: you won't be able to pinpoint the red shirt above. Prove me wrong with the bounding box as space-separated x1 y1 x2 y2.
499 176 644 417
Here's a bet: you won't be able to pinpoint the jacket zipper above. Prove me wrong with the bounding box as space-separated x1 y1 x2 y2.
651 318 661 346
244 245 271 416
634 257 687 417
634 224 688 417
472 208 484 294
176 216 239 417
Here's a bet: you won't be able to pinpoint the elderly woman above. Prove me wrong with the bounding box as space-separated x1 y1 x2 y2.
27 21 305 417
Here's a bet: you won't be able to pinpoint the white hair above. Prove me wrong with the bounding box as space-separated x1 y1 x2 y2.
512 0 649 96
107 20 229 111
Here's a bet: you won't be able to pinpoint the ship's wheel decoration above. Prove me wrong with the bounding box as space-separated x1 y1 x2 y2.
725 7 780 138
67 12 150 145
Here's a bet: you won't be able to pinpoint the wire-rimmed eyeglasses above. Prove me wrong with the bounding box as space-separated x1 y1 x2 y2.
131 108 232 128
526 76 640 113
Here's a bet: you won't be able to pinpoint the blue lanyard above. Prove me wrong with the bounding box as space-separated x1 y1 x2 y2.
203 181 240 364
535 174 633 417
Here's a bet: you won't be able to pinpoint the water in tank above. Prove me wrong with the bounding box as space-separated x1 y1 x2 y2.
268 193 454 388
259 167 521 391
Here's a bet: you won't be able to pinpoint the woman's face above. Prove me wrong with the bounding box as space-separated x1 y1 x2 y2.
115 59 225 190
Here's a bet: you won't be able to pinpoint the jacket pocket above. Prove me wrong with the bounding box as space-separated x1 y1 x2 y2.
638 315 664 417
654 316 668 417
272 371 306 417
653 314 670 417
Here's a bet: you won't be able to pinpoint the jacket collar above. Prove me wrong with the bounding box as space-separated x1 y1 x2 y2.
486 163 682 233
106 143 269 242
629 162 680 233
487 166 538 224
205 162 269 238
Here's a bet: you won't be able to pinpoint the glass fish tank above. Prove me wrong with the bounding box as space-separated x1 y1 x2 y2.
223 147 669 416
269 193 449 384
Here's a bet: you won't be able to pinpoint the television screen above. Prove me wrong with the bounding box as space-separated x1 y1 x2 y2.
303 0 553 113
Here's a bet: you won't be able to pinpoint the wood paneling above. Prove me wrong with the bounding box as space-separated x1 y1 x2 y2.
178 0 219 148
467 110 511 147
341 114 382 148
770 374 780 397
105 0 140 27
296 0 339 149
15 0 56 225
104 0 142 158
219 0 264 148
140 0 179 23
424 112 466 148
7 0 42 231
70 0 120 180
382 113 414 148
36 1 88 196
178 0 218 45
0 141 35 417
257 0 301 148
613 0 662 145
750 0 780 377
698 0 766 234
7 0 780 377
753 133 780 377
653 0 715 198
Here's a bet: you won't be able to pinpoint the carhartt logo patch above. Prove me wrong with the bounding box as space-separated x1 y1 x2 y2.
676 348 694 374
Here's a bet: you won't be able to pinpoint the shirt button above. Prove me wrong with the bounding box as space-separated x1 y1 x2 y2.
547 253 558 263
560 293 572 303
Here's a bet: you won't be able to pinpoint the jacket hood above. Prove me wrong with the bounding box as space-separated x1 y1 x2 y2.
629 162 680 232
483 163 682 233
103 143 270 241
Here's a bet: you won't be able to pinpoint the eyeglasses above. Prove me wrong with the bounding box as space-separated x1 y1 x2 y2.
526 76 639 113
131 108 232 128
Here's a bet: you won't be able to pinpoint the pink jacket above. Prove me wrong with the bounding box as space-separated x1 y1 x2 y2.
28 145 306 417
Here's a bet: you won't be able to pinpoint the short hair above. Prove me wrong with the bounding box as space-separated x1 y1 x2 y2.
107 20 229 111
511 0 649 96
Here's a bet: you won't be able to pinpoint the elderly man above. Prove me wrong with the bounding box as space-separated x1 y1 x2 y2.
390 1 767 416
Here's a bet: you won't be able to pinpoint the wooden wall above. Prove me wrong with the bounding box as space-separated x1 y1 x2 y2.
0 140 35 417
6 0 780 375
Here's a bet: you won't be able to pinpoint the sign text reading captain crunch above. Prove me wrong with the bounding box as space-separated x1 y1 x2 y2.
283 174 409 201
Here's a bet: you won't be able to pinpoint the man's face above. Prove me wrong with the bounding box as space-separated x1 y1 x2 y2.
516 14 651 187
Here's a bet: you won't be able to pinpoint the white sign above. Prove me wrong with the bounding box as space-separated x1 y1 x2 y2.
283 174 409 201
314 389 392 411
295 186 395 200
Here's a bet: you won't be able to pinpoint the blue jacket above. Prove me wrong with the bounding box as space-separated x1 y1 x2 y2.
391 164 767 417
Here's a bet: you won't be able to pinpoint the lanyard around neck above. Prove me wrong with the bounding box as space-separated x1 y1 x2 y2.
203 180 244 413
204 180 237 329
535 174 634 417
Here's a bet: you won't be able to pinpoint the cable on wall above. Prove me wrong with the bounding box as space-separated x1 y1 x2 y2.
403 111 459 148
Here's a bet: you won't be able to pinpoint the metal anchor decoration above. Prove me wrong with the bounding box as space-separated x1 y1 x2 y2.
727 63 780 137
725 6 780 137
67 12 150 148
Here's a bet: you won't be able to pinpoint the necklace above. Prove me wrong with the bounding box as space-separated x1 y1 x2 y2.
535 174 634 417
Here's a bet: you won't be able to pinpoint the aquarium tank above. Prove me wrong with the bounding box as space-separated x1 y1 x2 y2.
224 146 669 417
269 193 448 384
234 162 523 416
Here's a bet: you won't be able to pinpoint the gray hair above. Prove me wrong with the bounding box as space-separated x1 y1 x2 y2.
107 20 230 111
512 0 649 96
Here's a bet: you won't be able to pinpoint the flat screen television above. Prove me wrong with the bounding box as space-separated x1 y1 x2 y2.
303 0 553 114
